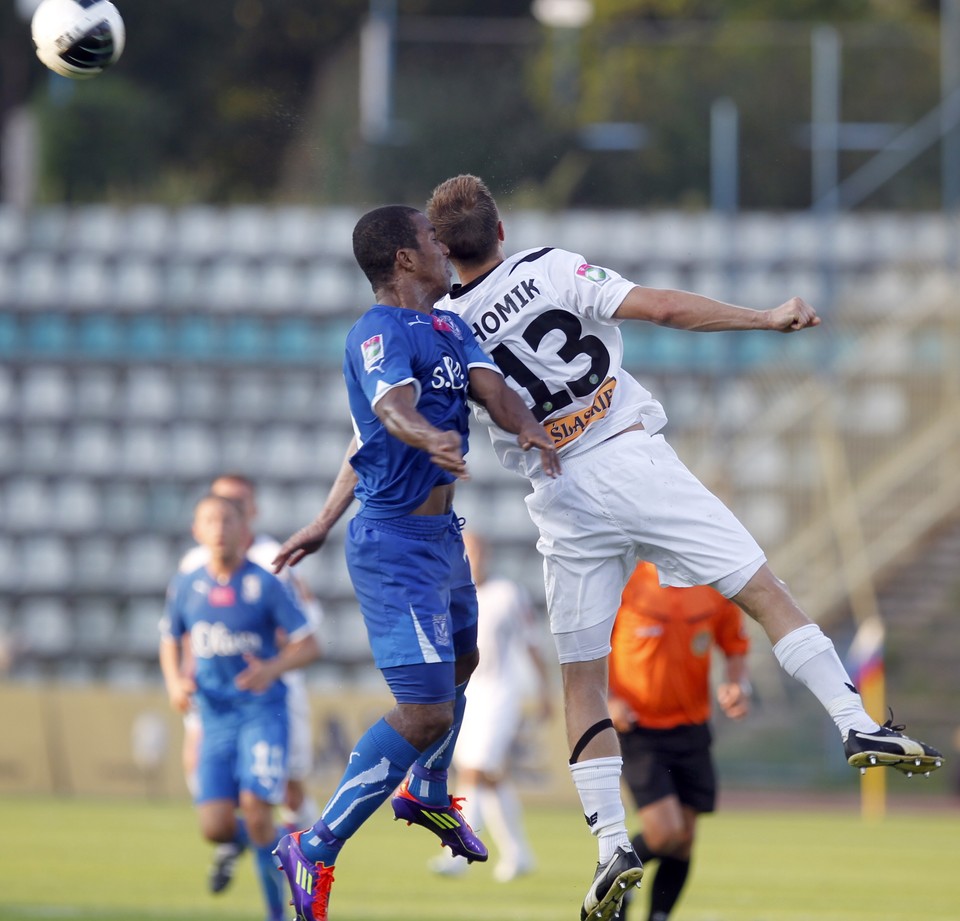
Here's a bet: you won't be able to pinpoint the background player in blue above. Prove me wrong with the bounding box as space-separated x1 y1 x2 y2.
159 494 320 921
272 205 560 921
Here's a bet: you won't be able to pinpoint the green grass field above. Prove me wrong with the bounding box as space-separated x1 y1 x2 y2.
0 795 957 921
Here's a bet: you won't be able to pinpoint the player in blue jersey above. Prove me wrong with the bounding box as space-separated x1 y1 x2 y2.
160 493 321 921
271 205 560 921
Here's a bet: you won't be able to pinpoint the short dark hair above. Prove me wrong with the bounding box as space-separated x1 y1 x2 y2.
427 175 500 266
211 473 255 494
353 205 421 292
194 492 244 518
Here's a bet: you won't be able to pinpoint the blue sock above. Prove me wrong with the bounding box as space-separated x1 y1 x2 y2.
300 718 420 863
234 817 250 851
254 833 285 921
407 681 468 806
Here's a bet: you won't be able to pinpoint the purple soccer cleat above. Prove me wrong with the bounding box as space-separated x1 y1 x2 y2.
391 778 489 862
272 831 335 921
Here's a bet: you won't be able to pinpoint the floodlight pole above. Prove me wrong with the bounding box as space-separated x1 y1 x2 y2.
359 0 397 144
942 0 960 212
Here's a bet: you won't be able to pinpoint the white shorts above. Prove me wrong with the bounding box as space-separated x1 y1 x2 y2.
453 679 523 774
525 429 765 663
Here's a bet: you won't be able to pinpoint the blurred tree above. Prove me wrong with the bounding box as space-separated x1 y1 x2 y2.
0 0 946 207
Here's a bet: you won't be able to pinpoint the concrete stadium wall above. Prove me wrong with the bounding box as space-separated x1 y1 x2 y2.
0 683 577 805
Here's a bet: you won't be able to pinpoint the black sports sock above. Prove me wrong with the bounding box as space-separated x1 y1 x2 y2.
647 856 690 921
629 832 655 864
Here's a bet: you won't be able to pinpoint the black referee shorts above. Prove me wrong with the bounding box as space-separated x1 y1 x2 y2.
618 721 717 814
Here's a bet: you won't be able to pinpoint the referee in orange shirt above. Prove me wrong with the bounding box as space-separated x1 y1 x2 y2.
608 561 752 921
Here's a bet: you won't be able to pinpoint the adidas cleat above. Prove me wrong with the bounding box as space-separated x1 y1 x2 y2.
208 840 244 894
273 831 335 921
580 845 644 921
844 716 944 777
391 778 488 862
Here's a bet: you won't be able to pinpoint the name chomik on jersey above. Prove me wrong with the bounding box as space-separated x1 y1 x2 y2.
437 247 668 478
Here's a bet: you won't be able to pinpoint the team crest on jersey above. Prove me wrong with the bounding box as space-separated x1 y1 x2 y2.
361 334 385 372
691 629 712 657
431 313 461 338
241 574 262 603
432 615 451 647
576 264 610 286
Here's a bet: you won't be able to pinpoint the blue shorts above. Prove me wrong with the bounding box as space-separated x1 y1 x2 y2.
346 512 478 701
195 703 289 806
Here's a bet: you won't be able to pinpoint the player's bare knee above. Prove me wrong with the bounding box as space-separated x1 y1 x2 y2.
393 701 455 750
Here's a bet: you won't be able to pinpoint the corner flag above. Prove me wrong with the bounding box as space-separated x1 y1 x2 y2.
846 615 886 820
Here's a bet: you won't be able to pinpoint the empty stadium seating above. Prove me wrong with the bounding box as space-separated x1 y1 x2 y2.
1 204 955 687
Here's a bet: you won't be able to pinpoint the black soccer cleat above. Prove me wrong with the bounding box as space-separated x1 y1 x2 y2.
208 841 244 894
580 845 644 921
844 715 944 778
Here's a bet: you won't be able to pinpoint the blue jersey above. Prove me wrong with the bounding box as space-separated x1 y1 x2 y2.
161 559 312 715
344 304 500 517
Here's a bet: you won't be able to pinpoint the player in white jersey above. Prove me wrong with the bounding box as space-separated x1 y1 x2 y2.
426 174 943 921
176 474 323 894
429 531 553 883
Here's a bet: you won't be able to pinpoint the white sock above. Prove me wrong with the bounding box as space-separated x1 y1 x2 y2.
772 624 880 737
481 782 532 868
568 756 630 863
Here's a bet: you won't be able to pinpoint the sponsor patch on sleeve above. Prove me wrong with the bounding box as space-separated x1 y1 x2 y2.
361 334 385 372
576 263 610 286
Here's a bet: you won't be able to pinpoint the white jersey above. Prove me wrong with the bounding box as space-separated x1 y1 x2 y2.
437 247 667 478
454 577 540 772
470 578 536 692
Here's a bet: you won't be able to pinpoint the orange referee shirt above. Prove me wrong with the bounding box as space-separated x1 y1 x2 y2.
609 561 750 730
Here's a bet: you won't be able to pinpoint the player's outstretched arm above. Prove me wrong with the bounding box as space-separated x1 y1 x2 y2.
614 287 820 334
273 438 359 572
468 367 561 478
375 384 469 477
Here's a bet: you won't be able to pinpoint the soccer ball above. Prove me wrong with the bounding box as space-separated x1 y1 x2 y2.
31 0 125 80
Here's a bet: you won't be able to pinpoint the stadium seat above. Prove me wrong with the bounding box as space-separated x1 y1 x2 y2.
75 367 121 415
115 257 164 310
17 597 73 657
120 424 171 477
302 262 360 313
0 206 25 254
258 260 303 311
74 601 120 658
125 367 176 419
171 206 225 258
123 598 166 657
4 476 53 531
61 252 111 309
69 422 120 475
169 422 219 476
15 253 60 305
124 206 173 255
56 479 101 533
20 365 72 419
20 536 73 591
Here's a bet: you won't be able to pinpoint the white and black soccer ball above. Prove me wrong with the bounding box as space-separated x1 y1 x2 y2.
31 0 125 80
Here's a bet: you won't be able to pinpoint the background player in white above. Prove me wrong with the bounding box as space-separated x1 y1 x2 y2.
429 530 554 883
160 493 321 921
425 174 943 921
177 473 323 893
